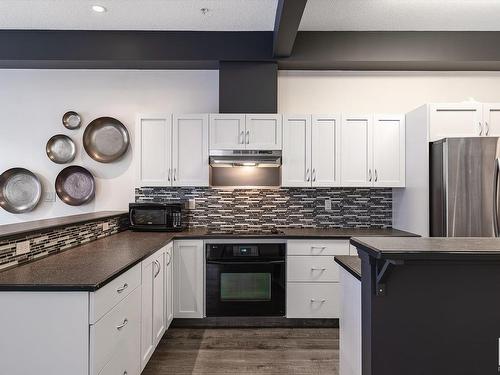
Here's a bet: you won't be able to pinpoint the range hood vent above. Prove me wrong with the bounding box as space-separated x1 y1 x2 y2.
209 150 282 168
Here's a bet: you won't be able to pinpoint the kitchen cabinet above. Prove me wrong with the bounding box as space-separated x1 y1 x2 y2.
282 114 340 187
482 103 500 136
165 242 174 328
136 114 209 187
140 247 166 371
286 239 349 319
209 113 282 150
172 114 209 186
173 240 204 319
341 114 405 187
429 103 482 141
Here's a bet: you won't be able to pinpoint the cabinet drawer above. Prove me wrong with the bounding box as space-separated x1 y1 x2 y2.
98 335 141 375
286 283 340 319
287 240 349 256
287 256 339 282
92 264 141 323
92 286 141 375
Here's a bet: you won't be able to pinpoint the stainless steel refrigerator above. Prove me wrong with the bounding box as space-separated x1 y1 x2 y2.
430 137 500 237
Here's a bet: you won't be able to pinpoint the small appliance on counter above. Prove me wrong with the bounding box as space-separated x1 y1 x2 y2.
129 202 185 232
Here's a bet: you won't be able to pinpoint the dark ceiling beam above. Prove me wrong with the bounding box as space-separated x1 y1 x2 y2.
272 0 308 57
0 30 273 69
279 31 500 70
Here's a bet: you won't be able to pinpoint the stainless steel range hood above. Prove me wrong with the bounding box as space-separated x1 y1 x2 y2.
209 150 282 168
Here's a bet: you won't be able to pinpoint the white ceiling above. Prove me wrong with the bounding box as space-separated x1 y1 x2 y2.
0 0 278 30
300 0 500 31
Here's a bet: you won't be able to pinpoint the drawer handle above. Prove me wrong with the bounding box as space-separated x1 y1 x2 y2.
310 299 326 303
311 246 326 251
124 372 127 375
116 283 128 293
116 318 128 330
311 267 326 271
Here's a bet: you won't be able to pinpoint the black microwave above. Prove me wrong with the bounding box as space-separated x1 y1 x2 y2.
129 203 185 232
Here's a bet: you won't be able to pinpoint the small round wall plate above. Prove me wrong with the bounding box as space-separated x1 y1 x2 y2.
0 168 42 213
46 134 76 164
62 111 82 130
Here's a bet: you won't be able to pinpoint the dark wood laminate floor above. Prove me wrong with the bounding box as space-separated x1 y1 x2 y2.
143 328 339 375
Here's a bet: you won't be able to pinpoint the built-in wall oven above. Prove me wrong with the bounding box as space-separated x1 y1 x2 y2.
205 240 286 317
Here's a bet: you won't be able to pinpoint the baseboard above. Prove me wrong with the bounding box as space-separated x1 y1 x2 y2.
171 317 339 328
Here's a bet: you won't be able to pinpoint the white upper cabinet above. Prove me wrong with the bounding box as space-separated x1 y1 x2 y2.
209 114 246 150
373 114 405 188
245 114 282 150
311 115 340 187
136 114 172 186
341 114 405 188
482 103 500 137
341 115 372 187
136 114 209 187
209 114 282 150
172 114 209 186
282 115 311 187
429 103 482 141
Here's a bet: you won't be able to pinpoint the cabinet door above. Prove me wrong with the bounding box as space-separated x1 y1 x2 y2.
165 242 174 329
311 114 340 187
172 114 209 186
173 240 204 319
282 115 311 187
429 103 482 141
209 114 246 150
136 114 172 186
140 247 166 371
482 103 500 137
245 114 282 150
341 115 372 187
373 114 405 187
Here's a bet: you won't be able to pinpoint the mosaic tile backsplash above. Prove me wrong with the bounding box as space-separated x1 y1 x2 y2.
136 187 392 231
0 215 129 269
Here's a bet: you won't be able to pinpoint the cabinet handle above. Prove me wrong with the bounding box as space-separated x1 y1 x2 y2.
173 168 177 181
116 318 128 330
311 246 326 251
479 122 483 136
368 169 372 182
167 168 171 182
154 259 161 278
486 121 490 136
312 168 316 182
116 283 128 293
310 299 326 303
124 372 127 375
305 168 310 182
166 251 172 266
246 130 250 144
374 169 378 182
239 130 244 144
311 267 326 271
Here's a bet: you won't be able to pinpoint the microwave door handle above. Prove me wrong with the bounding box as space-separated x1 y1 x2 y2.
129 208 136 226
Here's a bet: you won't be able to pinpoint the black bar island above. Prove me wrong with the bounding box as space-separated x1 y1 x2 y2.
350 237 500 375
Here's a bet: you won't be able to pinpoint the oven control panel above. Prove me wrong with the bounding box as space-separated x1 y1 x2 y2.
234 245 258 257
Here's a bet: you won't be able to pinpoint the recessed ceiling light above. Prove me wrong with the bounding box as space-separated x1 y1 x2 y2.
92 5 107 13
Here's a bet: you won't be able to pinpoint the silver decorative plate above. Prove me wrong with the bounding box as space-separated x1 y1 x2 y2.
83 117 130 163
55 166 95 206
0 168 42 213
62 111 82 130
46 134 76 164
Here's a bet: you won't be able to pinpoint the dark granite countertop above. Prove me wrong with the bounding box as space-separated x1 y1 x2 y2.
351 237 500 260
0 227 416 291
334 256 361 281
0 211 127 239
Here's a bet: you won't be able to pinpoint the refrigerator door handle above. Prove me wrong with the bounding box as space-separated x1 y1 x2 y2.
494 158 500 237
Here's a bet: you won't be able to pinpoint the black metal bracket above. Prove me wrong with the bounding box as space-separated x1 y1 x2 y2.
375 259 404 296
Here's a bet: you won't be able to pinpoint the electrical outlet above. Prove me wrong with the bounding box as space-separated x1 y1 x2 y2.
43 192 56 202
188 199 196 210
325 199 332 211
102 222 109 231
16 241 30 256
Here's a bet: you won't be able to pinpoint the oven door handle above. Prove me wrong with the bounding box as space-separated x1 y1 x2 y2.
206 260 285 265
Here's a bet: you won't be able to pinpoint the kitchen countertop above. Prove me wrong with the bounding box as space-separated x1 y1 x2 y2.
0 227 416 292
334 255 361 281
351 237 500 260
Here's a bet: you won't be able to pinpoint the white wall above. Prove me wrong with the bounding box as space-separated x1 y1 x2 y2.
0 70 218 224
278 71 500 113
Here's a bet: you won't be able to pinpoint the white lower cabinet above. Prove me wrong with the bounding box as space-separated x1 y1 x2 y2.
166 242 174 328
140 246 167 371
286 240 349 319
174 240 205 318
